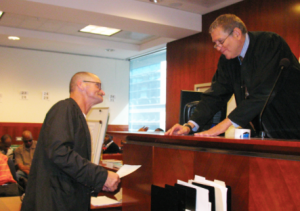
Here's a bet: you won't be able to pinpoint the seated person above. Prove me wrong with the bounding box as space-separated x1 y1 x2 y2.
138 126 164 132
0 153 20 197
138 126 149 132
0 134 14 160
103 135 121 154
155 128 164 132
14 130 37 180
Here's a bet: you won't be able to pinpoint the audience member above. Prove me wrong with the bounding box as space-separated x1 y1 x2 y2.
138 126 149 132
138 126 164 132
0 134 14 160
103 135 121 154
0 153 20 196
155 128 164 132
14 130 37 180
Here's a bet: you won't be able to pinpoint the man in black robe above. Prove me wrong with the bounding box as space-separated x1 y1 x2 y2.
21 72 120 211
103 135 121 154
166 14 300 139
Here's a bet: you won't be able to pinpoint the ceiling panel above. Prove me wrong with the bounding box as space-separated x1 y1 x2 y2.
0 0 242 59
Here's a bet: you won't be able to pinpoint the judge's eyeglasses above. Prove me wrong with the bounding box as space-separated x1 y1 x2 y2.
213 30 233 49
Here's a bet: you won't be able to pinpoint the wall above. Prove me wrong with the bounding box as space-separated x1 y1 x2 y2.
0 46 129 125
166 0 300 129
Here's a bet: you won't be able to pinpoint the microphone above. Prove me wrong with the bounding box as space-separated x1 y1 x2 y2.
259 58 290 138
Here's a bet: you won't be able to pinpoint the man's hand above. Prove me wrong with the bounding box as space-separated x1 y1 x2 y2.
102 171 120 192
165 123 191 135
18 164 30 175
194 118 232 137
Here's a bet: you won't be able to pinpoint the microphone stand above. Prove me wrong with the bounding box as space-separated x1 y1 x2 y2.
259 58 290 138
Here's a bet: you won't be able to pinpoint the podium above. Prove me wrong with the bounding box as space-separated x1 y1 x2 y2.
109 131 300 211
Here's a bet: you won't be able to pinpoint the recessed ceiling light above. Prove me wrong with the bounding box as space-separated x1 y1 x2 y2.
149 0 162 3
8 36 20 41
80 25 121 36
0 11 3 18
105 49 115 52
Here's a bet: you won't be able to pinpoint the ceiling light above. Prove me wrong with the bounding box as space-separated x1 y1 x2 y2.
105 49 114 52
149 0 162 3
0 11 3 18
80 25 121 36
8 36 20 41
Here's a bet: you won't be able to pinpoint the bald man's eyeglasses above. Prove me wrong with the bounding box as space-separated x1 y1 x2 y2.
213 30 233 49
83 81 101 90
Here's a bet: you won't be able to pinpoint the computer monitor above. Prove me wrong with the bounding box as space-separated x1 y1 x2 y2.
179 90 227 132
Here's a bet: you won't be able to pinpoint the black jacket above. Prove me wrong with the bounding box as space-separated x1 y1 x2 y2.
190 31 300 139
21 98 108 211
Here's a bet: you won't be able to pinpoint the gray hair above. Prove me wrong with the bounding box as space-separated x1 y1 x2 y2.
209 14 247 34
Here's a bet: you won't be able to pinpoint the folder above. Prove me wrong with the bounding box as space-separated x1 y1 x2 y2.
192 176 228 211
174 183 196 211
177 180 210 211
165 184 186 211
151 184 179 211
192 182 216 211
226 185 231 211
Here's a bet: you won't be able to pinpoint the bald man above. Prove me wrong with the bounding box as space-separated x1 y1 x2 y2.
14 130 37 180
21 72 120 211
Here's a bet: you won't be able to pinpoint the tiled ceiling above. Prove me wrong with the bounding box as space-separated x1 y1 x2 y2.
0 12 158 44
0 0 242 60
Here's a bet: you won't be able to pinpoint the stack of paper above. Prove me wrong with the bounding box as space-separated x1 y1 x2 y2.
102 159 123 169
151 175 230 211
91 196 120 206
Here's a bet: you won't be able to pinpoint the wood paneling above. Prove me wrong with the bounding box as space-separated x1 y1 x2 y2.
0 122 128 146
107 125 128 132
116 132 300 210
0 122 42 145
166 0 300 129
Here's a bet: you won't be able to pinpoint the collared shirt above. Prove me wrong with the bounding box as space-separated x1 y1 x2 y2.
239 33 249 62
231 33 249 127
189 33 250 131
14 141 37 167
104 140 114 148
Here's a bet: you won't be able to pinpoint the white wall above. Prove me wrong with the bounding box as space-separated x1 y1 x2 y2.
0 46 129 124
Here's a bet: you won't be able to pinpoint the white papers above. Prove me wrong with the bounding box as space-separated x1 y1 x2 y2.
91 196 120 206
102 159 123 169
192 175 228 211
177 180 211 211
116 164 141 178
114 188 122 201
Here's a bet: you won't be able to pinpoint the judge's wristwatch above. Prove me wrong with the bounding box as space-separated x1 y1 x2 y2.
183 123 193 134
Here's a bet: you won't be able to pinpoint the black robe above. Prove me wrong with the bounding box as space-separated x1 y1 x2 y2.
190 31 300 139
21 98 108 211
103 141 121 154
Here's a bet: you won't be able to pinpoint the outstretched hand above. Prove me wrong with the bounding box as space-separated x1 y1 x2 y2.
165 123 190 135
194 118 232 137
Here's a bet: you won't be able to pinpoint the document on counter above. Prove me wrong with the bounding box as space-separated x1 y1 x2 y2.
116 164 141 178
91 196 120 206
